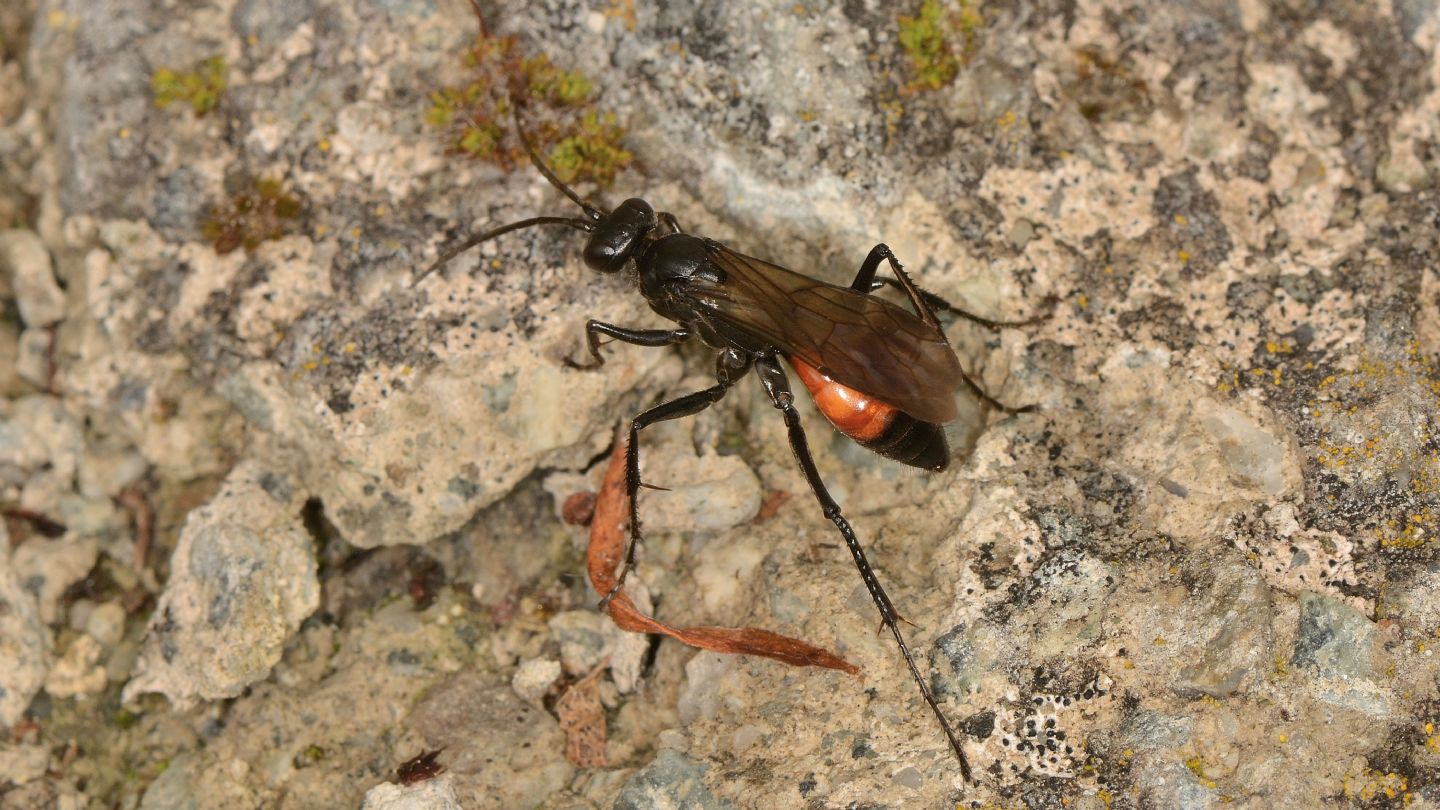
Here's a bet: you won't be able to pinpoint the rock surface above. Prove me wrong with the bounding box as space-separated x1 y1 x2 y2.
0 534 50 729
123 461 319 708
1 0 1439 807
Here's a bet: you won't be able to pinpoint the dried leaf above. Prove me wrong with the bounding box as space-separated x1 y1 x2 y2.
555 664 607 768
586 437 857 674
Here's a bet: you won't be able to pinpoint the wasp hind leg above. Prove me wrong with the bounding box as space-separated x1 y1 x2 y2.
753 355 974 784
848 244 1041 415
848 243 1051 330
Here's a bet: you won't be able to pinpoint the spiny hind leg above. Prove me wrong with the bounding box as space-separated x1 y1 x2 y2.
753 355 974 783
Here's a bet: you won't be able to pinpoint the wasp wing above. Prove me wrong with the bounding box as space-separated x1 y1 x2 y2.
687 242 964 424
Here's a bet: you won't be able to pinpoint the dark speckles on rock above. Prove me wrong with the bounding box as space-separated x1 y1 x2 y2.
447 477 480 502
325 390 353 415
481 372 517 414
1237 123 1279 182
797 773 817 797
1152 169 1233 278
1117 297 1198 351
929 623 975 699
386 647 422 674
258 472 293 503
962 710 996 740
149 167 210 238
207 589 232 629
135 318 177 355
1275 269 1335 306
1225 276 1277 322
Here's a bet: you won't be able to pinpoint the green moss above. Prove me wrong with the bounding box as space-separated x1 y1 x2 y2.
546 111 632 187
202 178 304 255
151 56 227 116
898 0 974 92
457 118 507 160
424 32 628 188
525 56 593 106
113 707 140 729
955 0 983 59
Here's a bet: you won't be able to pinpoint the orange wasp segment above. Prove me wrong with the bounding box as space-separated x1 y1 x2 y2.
788 357 900 442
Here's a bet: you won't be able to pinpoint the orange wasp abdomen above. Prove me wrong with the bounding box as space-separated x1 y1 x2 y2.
787 357 949 471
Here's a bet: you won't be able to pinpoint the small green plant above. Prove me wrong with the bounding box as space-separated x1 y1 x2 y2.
898 0 983 93
524 53 593 106
425 32 629 188
202 178 303 254
547 111 633 188
151 56 227 116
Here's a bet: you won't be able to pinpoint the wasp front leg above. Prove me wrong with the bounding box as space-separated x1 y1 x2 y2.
564 321 690 370
658 211 684 235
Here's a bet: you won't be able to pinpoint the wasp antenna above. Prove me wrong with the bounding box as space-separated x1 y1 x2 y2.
412 216 594 287
465 0 490 38
508 103 606 222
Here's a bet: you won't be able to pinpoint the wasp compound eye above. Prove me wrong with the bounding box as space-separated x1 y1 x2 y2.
583 198 656 273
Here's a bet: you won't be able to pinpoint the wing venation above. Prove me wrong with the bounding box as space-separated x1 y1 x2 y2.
686 243 963 424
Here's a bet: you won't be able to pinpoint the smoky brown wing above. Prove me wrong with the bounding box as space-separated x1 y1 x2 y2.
690 244 964 424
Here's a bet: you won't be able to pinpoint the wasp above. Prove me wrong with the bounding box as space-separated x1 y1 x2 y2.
416 7 1045 786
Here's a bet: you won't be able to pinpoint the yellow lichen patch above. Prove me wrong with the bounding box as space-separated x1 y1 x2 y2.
880 100 905 139
1343 768 1410 803
603 0 638 31
1271 655 1289 680
1184 756 1218 789
1305 344 1440 549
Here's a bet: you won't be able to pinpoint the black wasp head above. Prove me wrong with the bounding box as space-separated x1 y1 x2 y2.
583 198 656 273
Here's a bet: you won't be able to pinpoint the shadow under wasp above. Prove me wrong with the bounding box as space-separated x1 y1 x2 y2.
414 5 1047 786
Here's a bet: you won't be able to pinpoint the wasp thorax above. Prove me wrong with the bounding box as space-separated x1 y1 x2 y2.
583 198 657 273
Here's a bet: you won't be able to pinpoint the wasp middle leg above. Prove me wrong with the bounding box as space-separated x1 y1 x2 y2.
753 355 974 783
564 321 690 370
601 348 751 608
